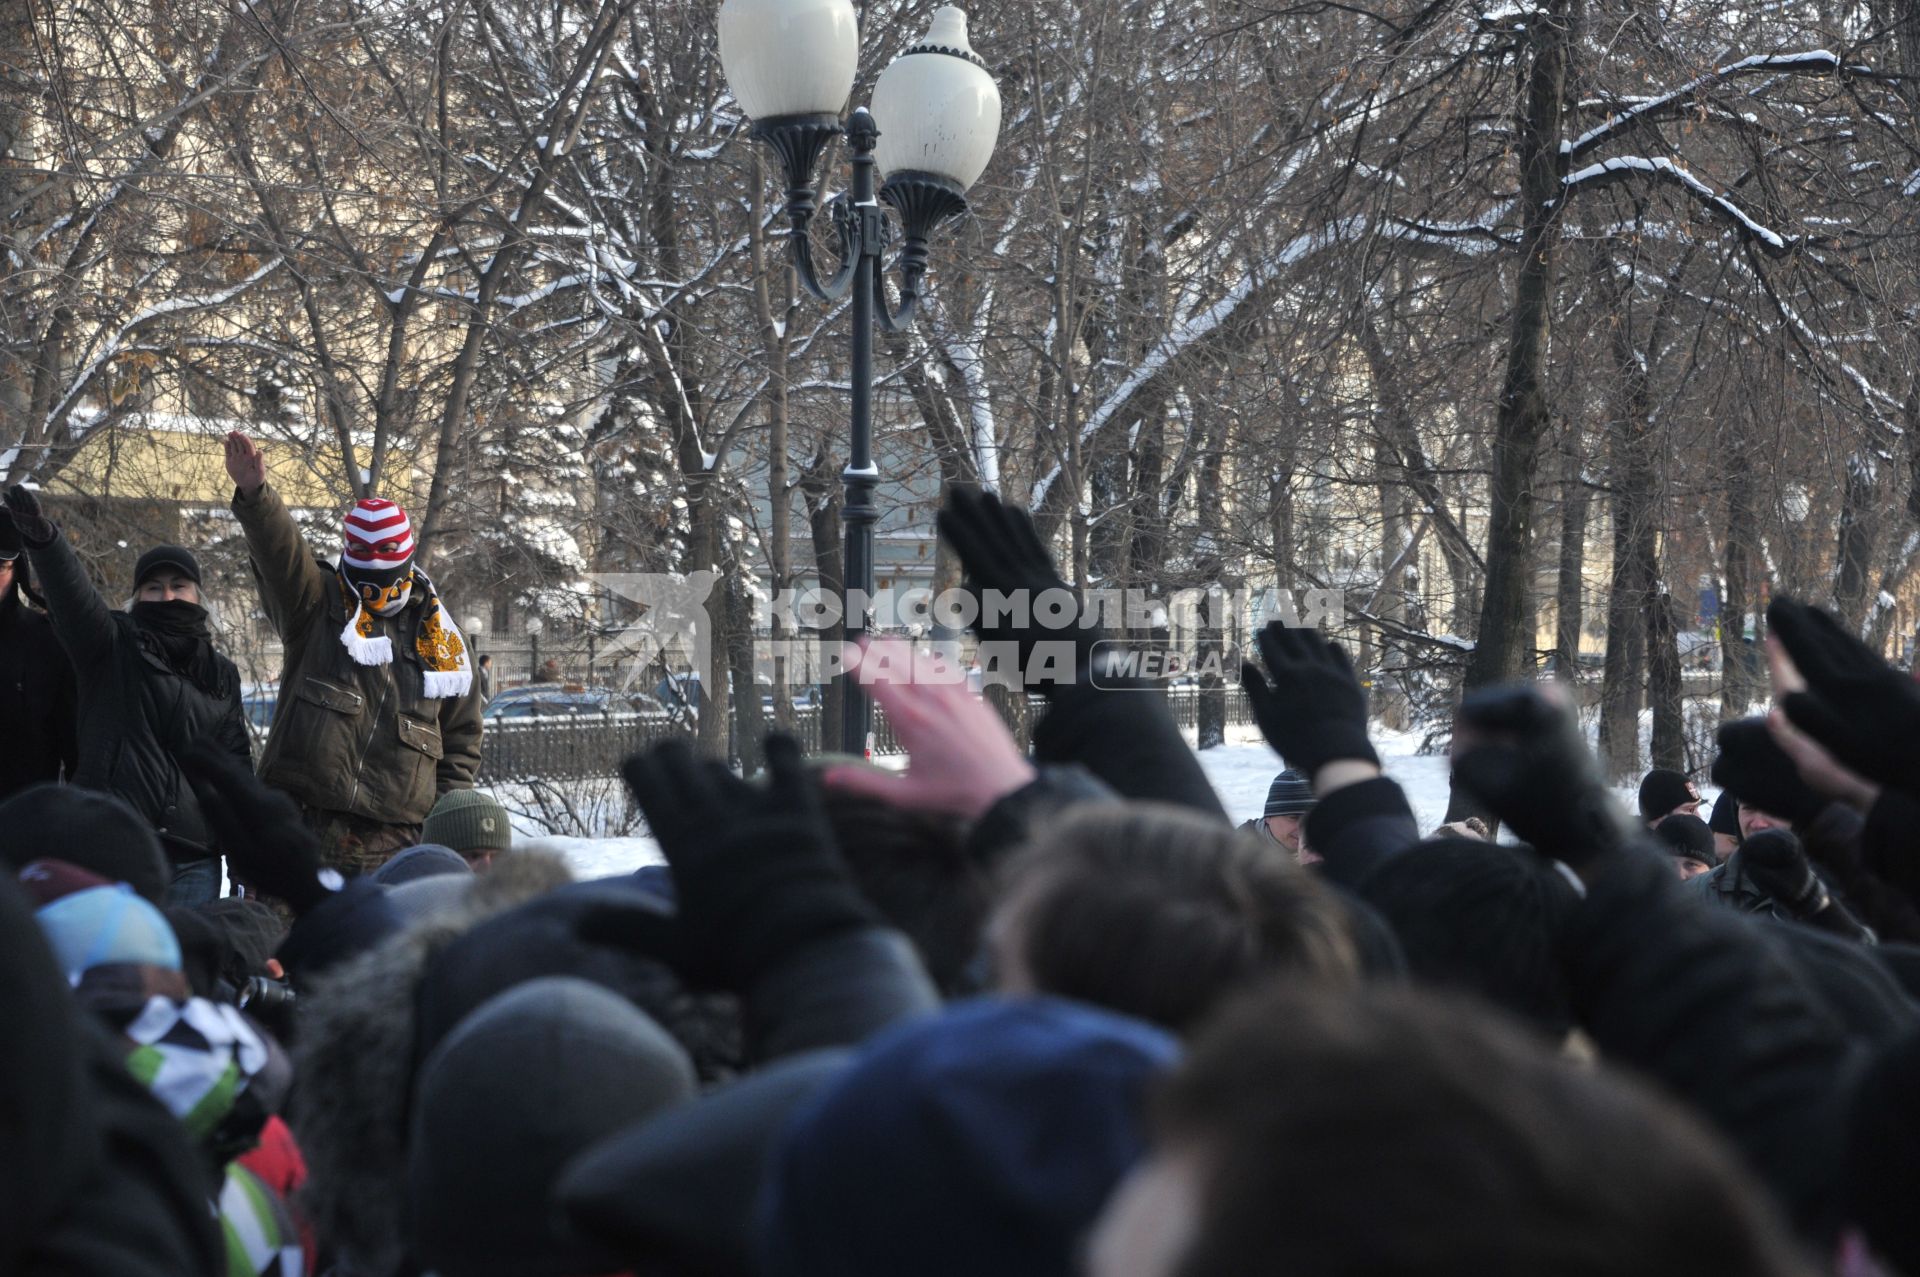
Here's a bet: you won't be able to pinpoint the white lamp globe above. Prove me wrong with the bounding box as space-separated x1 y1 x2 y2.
718 0 859 121
870 6 1000 191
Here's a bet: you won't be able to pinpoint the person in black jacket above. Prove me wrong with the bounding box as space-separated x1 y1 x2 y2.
0 512 77 799
5 487 250 906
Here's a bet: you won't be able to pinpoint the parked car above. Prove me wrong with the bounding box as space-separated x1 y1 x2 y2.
483 685 670 720
242 686 278 730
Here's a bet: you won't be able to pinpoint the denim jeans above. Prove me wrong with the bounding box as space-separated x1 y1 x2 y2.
165 857 222 908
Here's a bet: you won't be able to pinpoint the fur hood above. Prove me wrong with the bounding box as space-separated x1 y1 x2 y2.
289 850 575 1276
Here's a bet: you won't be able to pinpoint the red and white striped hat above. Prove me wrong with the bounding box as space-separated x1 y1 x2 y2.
342 497 416 577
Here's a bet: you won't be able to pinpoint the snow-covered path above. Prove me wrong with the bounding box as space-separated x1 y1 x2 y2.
533 726 1461 880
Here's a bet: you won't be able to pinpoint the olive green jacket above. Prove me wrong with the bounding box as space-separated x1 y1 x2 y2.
232 484 484 824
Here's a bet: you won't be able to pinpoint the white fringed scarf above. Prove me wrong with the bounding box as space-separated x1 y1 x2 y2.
336 568 472 698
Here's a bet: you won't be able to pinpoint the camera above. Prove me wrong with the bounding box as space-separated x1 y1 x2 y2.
239 976 296 1013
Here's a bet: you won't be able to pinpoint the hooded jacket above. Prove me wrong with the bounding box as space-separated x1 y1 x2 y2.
0 578 77 801
232 483 482 827
23 528 248 860
288 851 575 1276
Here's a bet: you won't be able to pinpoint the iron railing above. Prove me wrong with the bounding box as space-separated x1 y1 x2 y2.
476 685 1256 783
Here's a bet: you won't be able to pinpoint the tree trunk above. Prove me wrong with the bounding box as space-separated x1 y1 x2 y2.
726 573 762 771
1834 455 1879 630
1722 437 1760 715
1553 432 1590 675
1449 0 1576 820
1194 395 1230 749
1648 588 1684 770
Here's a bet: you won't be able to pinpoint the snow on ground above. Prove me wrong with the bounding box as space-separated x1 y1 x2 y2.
533 723 1467 880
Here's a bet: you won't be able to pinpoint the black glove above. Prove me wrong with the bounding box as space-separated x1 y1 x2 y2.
1710 719 1826 828
1738 828 1877 942
1451 684 1632 872
1768 597 1920 799
179 742 330 915
1240 621 1379 775
4 486 56 547
937 489 1105 694
580 734 878 991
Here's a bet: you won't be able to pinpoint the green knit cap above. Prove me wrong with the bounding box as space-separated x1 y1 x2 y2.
423 789 513 855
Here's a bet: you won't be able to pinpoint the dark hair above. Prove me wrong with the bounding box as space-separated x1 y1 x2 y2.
1359 836 1577 1035
1155 983 1815 1277
822 791 986 996
997 804 1358 1033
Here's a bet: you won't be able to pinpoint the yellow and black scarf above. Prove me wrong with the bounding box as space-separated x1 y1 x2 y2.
335 568 472 698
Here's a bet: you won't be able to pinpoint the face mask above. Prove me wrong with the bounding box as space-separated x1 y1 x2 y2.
355 577 412 615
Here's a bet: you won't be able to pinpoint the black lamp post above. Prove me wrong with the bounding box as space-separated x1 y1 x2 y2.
720 1 1000 754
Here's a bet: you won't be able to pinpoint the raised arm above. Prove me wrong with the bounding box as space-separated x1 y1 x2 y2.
5 488 116 668
224 432 330 637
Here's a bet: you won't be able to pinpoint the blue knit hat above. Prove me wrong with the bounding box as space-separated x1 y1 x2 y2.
1264 768 1315 818
760 997 1179 1277
34 883 182 983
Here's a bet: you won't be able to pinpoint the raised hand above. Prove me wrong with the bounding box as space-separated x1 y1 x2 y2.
179 742 330 914
224 431 267 497
4 486 55 547
824 639 1036 820
1758 599 1920 798
1451 683 1633 872
1240 620 1379 778
1767 598 1920 800
1710 718 1826 828
589 734 877 990
936 488 1103 693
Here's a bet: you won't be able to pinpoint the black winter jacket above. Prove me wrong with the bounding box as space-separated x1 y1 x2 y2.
25 532 250 861
0 587 77 801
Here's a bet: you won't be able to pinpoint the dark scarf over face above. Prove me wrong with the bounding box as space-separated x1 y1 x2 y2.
131 600 233 699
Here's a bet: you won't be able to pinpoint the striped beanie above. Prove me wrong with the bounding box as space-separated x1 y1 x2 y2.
1264 768 1316 818
342 497 416 585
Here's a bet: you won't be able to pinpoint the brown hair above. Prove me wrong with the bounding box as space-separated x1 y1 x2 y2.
1155 982 1817 1277
997 803 1359 1033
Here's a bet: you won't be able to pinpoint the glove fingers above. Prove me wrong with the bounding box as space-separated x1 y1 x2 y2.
938 491 1004 579
620 751 682 840
1254 620 1311 677
1767 599 1851 688
1000 503 1057 577
762 733 808 801
1458 685 1555 735
1451 745 1522 821
1779 691 1878 778
1323 639 1360 683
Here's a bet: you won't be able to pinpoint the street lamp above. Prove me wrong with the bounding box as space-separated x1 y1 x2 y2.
720 0 1000 754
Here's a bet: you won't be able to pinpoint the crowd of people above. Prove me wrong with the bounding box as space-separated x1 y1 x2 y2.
4 467 1920 1277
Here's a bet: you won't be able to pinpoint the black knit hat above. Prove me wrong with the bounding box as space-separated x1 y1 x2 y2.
0 784 170 904
1636 768 1699 820
1708 789 1742 837
1652 814 1715 864
0 511 19 561
1263 769 1315 818
133 544 202 588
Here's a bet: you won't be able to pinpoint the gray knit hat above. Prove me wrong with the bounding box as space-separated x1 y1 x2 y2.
423 789 513 856
1264 769 1315 818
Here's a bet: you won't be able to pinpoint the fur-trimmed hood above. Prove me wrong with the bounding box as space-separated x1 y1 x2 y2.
289 850 575 1276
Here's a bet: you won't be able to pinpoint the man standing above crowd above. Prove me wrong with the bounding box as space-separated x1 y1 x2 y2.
223 432 483 877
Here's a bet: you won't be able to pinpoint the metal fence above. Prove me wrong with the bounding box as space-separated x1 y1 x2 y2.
476 685 1257 783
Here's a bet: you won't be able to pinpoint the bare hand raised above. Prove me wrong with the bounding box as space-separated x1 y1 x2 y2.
224 431 266 496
